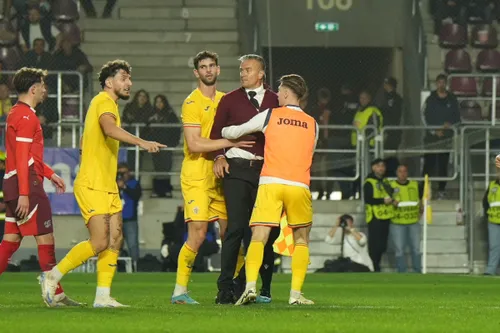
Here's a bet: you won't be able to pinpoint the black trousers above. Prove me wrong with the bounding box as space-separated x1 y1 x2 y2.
217 158 279 292
367 218 390 272
422 152 449 191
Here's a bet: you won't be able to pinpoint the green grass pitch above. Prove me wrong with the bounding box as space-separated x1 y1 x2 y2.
1 273 499 332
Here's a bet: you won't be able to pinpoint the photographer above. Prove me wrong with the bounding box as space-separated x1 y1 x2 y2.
324 214 373 272
117 163 142 272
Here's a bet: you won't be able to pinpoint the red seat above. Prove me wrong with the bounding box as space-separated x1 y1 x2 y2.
459 101 483 121
439 23 467 48
476 49 500 72
471 25 498 49
0 45 21 70
55 21 81 46
449 77 478 96
445 49 472 73
52 0 79 21
481 77 500 96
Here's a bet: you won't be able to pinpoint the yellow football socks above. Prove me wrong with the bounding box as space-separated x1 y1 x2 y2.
56 240 96 275
175 243 197 289
96 248 119 291
245 241 264 288
291 243 309 292
233 246 245 279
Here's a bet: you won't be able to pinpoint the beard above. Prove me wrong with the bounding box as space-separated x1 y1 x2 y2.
200 75 217 86
116 89 130 100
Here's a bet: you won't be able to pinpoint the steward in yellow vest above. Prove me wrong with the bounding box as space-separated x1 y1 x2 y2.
389 164 422 273
351 91 383 147
482 178 500 275
363 158 393 272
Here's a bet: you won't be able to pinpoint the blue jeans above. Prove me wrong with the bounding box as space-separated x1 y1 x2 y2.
122 220 139 262
486 222 500 275
390 223 422 273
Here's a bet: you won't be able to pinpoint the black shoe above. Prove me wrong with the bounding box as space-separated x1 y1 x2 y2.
259 289 271 298
232 278 245 301
215 290 235 304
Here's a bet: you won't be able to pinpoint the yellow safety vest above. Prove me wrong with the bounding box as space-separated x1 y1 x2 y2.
487 181 500 223
351 106 383 147
365 177 394 223
390 180 420 224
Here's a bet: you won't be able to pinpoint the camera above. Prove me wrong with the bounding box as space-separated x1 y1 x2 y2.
117 172 125 181
339 215 348 228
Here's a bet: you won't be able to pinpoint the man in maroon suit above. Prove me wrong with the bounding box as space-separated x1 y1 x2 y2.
210 54 280 304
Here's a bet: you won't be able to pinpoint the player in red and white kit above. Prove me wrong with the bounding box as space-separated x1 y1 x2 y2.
0 67 82 306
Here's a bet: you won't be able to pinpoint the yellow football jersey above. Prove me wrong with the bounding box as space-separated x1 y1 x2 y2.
181 88 224 180
75 91 121 193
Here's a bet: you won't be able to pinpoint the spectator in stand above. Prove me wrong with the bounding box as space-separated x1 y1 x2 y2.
117 163 142 273
379 77 403 178
146 94 181 198
465 0 497 23
50 36 92 93
21 37 52 69
430 0 467 36
326 84 359 200
0 83 12 121
122 89 154 167
19 5 61 53
309 88 331 200
422 74 460 199
36 82 58 147
79 0 117 18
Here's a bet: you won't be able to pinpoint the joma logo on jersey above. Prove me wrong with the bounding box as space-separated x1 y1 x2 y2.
277 117 308 128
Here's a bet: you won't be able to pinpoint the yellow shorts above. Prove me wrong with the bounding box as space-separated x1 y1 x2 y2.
181 177 227 223
250 183 313 228
74 185 122 224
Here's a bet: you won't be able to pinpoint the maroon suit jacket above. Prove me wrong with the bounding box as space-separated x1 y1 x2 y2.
210 86 279 158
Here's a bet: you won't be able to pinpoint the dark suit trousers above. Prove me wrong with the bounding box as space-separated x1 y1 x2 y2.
368 218 391 272
217 158 279 292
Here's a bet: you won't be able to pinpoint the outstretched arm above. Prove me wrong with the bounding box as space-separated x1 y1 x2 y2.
221 109 270 140
184 126 252 154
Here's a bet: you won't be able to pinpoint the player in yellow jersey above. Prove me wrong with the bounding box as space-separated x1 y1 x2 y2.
171 51 253 304
41 60 166 308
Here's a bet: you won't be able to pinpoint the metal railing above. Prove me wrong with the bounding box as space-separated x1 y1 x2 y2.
2 70 84 147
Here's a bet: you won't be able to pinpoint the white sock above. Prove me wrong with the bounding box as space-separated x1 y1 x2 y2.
290 290 301 299
95 287 110 299
173 284 187 297
245 281 256 291
50 267 63 283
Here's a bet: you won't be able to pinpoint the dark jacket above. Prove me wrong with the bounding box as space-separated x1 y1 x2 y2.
210 86 279 158
363 172 393 205
145 108 181 147
423 90 461 140
21 50 53 69
120 177 142 221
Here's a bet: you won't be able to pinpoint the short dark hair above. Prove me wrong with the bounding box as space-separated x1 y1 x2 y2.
317 87 331 100
371 158 385 166
98 59 131 89
436 73 447 82
118 162 129 170
33 38 45 45
360 89 372 98
193 51 218 70
340 214 353 223
279 74 308 101
12 67 48 94
238 54 266 72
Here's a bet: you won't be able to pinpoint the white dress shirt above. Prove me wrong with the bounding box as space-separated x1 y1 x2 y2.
224 85 266 160
325 229 374 271
222 105 319 189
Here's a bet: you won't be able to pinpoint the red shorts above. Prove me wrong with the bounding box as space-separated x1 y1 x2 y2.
3 168 53 236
